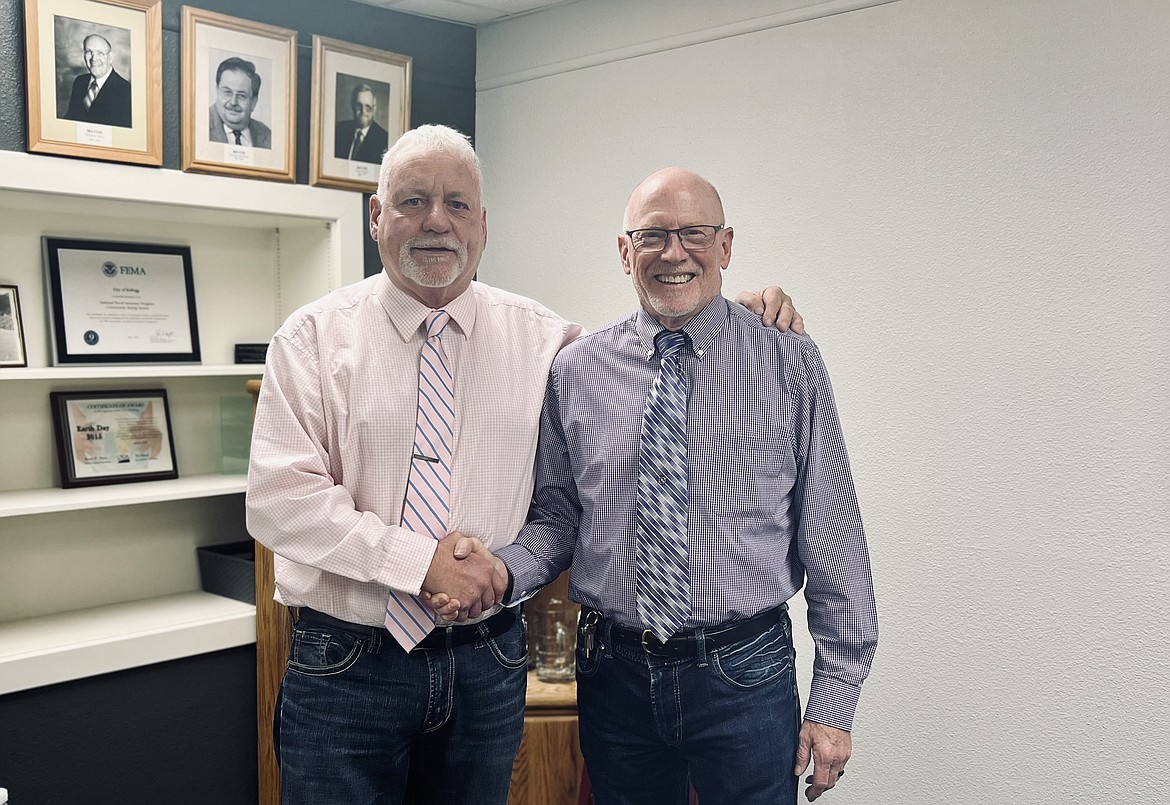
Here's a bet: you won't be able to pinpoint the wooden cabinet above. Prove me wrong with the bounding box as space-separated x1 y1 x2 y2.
510 673 585 805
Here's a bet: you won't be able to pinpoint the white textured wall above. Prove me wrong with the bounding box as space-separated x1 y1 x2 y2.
474 0 1170 802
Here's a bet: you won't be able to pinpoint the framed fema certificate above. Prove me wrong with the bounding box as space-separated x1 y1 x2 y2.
50 389 178 488
43 237 201 365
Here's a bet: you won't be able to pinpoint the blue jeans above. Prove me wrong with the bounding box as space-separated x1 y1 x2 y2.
576 608 801 805
276 616 528 805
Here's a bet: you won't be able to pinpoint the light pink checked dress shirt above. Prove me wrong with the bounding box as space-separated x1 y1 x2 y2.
246 272 582 627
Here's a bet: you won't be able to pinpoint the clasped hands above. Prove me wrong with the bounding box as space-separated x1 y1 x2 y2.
420 533 504 621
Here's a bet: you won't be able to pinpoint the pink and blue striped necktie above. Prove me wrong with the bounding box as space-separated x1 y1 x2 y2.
384 310 454 650
636 330 693 643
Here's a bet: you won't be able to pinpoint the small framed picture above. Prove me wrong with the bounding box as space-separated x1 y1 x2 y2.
0 285 29 368
43 237 201 366
310 35 411 192
181 7 297 182
50 389 178 488
23 0 163 166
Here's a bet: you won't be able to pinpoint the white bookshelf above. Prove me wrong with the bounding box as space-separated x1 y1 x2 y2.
0 592 257 695
0 150 364 690
0 474 248 518
3 364 262 381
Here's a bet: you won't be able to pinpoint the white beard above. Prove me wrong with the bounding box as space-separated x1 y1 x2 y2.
398 239 467 288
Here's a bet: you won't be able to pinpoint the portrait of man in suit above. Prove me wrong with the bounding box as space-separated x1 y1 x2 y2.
208 56 271 149
61 32 132 128
333 78 390 164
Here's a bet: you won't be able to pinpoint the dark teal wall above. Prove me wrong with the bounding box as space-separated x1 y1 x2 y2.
0 0 477 172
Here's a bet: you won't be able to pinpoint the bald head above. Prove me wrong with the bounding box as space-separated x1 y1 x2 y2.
623 167 725 231
82 34 113 80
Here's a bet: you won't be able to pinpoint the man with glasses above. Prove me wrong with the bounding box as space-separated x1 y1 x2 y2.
334 83 390 163
442 166 878 804
63 33 132 128
208 57 271 149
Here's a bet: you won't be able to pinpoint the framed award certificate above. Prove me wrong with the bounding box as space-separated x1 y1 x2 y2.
50 389 178 488
43 237 200 365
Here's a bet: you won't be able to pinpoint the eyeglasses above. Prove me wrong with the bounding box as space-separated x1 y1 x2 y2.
218 87 253 105
625 225 724 253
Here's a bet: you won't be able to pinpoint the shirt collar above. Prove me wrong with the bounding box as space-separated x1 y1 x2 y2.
222 122 251 146
377 272 478 342
634 295 729 361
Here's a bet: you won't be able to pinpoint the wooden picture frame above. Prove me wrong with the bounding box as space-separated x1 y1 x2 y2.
0 285 29 368
310 35 411 192
24 0 162 166
181 7 296 182
42 237 201 365
50 388 178 488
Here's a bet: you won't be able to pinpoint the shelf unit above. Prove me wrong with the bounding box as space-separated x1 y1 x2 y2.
0 150 365 692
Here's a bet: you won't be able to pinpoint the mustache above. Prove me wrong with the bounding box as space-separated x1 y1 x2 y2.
408 238 464 254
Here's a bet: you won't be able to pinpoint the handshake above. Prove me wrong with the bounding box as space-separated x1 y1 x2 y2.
420 532 507 622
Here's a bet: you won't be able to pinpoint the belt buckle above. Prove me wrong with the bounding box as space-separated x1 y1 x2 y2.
640 630 654 652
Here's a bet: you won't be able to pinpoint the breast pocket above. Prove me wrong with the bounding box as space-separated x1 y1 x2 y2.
692 429 795 519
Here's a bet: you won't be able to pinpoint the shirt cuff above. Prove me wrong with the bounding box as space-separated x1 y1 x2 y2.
495 542 539 604
379 526 439 596
803 674 862 732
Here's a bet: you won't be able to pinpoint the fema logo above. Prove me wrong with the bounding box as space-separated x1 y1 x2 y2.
84 330 100 346
102 262 118 278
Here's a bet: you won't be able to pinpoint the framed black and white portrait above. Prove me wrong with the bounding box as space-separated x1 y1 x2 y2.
24 0 162 166
310 35 412 192
0 285 29 368
181 7 296 182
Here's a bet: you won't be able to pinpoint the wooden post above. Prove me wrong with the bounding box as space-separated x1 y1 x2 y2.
247 378 290 805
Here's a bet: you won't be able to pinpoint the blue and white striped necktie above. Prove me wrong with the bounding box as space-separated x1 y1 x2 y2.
384 310 454 650
636 329 692 643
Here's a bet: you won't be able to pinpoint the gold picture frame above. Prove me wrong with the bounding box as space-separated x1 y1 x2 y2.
181 7 297 183
310 35 412 192
24 0 163 166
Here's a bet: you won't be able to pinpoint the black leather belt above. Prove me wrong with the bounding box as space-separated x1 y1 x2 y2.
297 606 516 650
588 604 787 658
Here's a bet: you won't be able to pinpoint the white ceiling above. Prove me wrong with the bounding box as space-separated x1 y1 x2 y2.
351 0 578 27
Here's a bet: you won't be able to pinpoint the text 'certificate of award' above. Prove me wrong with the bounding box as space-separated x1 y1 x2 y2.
44 238 201 365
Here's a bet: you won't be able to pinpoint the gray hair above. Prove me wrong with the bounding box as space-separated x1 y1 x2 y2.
376 124 484 205
350 83 376 107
